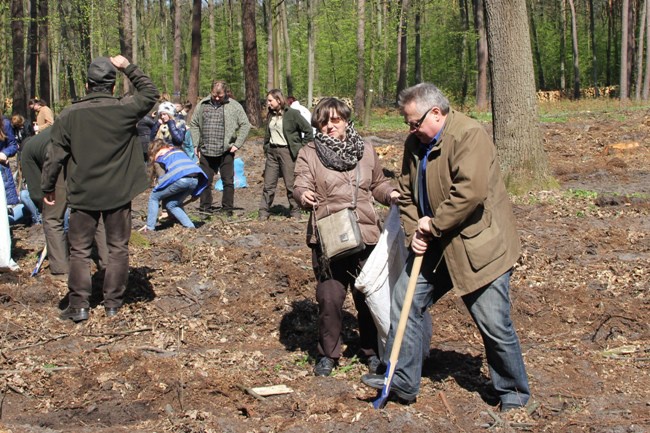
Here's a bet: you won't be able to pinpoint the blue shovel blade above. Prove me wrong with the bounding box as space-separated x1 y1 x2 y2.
372 361 395 409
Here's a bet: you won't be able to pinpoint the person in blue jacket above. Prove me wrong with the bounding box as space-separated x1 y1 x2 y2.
150 102 186 148
0 113 19 209
145 139 208 231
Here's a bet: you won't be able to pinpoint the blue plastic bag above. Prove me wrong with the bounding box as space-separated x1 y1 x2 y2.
215 157 248 190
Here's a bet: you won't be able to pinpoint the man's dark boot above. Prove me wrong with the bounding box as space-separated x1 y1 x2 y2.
59 307 89 323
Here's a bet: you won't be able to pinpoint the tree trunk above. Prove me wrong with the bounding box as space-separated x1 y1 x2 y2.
120 0 134 95
131 0 138 65
160 0 168 92
414 0 422 84
588 0 599 95
187 0 201 109
560 0 566 91
567 0 580 99
459 0 470 105
365 0 377 126
396 0 410 104
38 0 50 105
307 0 315 107
209 0 217 78
266 0 274 90
241 0 262 127
27 0 38 105
11 0 27 115
636 0 647 100
528 0 545 90
644 0 650 99
173 0 182 101
56 2 76 102
280 0 293 95
378 0 387 100
272 0 280 89
354 0 366 122
484 0 549 189
621 0 630 100
474 0 489 111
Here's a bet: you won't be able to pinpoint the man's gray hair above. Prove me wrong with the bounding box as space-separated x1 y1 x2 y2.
398 83 450 115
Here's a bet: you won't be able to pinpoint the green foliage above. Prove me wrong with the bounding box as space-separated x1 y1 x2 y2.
0 0 636 111
567 188 598 200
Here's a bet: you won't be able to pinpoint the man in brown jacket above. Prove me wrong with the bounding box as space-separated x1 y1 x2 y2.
361 83 530 411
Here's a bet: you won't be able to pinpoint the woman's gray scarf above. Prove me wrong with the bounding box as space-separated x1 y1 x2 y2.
313 123 365 171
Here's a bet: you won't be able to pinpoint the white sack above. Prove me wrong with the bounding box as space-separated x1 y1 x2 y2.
0 179 19 271
356 205 408 353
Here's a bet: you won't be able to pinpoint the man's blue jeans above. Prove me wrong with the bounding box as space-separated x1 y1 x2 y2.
146 177 198 230
384 252 530 407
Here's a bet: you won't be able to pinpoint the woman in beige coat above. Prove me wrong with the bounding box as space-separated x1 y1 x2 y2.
293 98 399 377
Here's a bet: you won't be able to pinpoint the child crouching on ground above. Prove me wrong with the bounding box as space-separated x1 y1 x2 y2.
146 139 207 231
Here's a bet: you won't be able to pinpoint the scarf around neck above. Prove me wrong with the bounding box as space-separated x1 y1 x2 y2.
313 123 365 171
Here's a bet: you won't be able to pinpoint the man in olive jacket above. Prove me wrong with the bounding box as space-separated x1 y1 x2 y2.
41 55 159 322
361 83 530 411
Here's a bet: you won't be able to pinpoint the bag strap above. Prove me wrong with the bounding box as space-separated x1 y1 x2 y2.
351 163 360 210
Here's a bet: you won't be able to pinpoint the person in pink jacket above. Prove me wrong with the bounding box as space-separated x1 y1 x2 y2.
293 97 399 377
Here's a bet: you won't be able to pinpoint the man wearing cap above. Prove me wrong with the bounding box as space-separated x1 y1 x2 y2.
41 55 159 322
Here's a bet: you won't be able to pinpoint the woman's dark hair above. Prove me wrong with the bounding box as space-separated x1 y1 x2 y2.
29 98 48 107
311 97 351 129
266 89 287 119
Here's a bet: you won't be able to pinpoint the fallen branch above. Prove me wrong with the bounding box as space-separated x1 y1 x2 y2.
83 327 153 338
10 334 69 351
438 391 455 418
138 346 176 355
0 366 79 374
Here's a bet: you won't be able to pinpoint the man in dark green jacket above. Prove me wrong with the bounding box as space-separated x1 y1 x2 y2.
22 129 108 278
41 55 158 322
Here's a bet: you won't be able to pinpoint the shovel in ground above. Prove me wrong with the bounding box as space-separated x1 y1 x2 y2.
31 245 47 277
373 254 423 409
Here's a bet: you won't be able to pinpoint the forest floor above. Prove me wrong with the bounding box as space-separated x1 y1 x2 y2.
1 107 649 433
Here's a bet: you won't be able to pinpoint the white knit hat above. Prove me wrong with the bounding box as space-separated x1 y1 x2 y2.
158 101 176 117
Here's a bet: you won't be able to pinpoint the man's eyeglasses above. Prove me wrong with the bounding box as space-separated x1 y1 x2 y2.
405 106 434 131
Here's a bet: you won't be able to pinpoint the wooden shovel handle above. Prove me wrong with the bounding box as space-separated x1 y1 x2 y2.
387 254 423 366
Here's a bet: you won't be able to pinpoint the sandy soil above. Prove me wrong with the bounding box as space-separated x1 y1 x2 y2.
1 109 648 432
